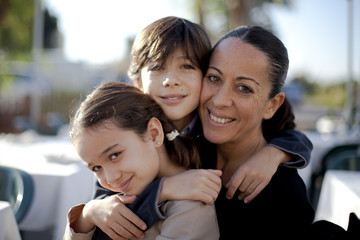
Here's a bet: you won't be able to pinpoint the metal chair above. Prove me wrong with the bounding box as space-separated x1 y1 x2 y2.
308 142 360 210
0 166 34 224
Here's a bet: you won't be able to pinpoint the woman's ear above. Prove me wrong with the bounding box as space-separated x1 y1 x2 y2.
263 92 285 120
147 117 164 146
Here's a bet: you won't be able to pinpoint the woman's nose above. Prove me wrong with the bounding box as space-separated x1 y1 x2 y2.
212 85 232 107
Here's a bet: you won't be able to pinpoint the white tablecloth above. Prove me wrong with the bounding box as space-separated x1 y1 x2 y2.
298 131 360 188
0 201 21 240
314 170 360 229
0 131 95 240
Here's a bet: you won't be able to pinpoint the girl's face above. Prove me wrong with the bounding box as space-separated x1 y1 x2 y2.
74 120 160 196
199 38 281 145
140 48 203 130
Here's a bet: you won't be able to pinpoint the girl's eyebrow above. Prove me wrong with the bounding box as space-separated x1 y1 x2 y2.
86 143 119 169
99 143 118 158
208 66 260 85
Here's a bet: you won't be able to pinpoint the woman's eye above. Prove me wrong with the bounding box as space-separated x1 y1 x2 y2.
237 85 253 94
207 75 220 83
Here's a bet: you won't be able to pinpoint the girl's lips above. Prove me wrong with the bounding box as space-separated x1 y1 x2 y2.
118 176 133 192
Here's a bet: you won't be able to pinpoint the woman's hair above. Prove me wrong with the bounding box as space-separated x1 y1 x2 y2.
213 26 295 139
128 16 212 88
69 82 201 169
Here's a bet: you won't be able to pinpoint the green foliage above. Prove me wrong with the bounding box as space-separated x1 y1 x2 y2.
0 0 35 60
304 82 347 109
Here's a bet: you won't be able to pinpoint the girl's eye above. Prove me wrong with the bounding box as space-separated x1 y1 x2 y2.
237 85 253 94
92 166 101 172
109 152 120 161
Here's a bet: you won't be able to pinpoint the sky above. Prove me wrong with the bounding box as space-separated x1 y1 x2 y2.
45 0 360 85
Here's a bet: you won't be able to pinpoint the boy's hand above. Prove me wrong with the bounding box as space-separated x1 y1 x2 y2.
84 195 147 240
225 145 290 203
160 169 222 204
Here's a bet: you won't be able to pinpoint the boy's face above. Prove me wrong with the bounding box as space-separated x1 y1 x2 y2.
140 48 202 130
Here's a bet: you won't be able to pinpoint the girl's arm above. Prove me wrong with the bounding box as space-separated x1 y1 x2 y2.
63 195 146 240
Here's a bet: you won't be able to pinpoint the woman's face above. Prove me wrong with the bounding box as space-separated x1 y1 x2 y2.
199 38 276 145
140 48 203 130
74 120 160 196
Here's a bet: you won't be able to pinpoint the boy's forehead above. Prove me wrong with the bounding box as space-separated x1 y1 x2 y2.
148 46 196 63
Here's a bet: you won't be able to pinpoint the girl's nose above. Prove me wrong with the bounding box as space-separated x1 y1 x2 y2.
105 169 121 186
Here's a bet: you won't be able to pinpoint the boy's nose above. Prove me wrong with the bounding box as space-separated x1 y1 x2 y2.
162 72 180 87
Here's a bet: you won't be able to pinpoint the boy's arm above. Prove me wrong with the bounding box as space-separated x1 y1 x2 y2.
89 170 221 238
92 179 163 227
225 129 313 203
268 129 313 168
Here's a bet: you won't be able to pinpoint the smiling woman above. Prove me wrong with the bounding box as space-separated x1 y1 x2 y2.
198 25 315 239
63 81 219 240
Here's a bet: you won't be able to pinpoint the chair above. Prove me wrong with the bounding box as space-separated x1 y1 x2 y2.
308 142 360 209
0 166 34 224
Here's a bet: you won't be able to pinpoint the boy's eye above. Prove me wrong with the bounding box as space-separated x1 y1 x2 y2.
181 64 195 70
149 65 163 71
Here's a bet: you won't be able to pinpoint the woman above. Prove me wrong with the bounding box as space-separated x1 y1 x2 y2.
198 26 314 239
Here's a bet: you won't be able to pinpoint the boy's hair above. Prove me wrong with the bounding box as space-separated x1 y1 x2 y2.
70 82 201 169
128 16 212 88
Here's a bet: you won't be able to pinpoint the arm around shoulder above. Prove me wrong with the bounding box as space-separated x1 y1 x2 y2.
268 129 313 168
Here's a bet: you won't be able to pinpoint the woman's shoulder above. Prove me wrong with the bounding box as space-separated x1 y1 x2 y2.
263 166 310 203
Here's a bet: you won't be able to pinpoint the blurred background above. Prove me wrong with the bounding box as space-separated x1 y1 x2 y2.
0 0 359 134
0 0 360 240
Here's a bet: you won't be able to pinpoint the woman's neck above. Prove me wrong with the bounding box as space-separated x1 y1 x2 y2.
216 133 268 184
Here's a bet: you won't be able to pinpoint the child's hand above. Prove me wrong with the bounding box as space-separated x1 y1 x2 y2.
83 195 147 240
225 145 289 203
161 169 222 204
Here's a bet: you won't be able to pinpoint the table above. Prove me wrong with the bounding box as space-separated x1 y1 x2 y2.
0 201 21 240
298 131 360 188
0 131 95 240
314 170 360 229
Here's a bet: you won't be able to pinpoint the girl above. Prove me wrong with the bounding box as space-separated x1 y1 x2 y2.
63 82 219 240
